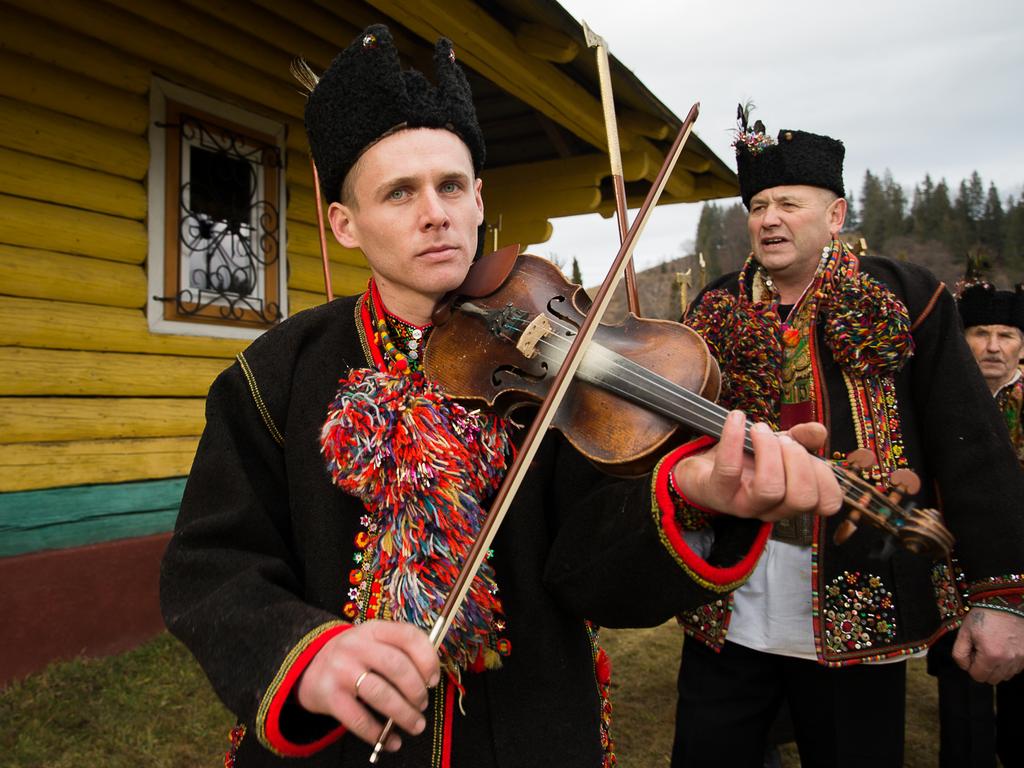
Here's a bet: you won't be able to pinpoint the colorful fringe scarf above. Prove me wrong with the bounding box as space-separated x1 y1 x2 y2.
320 368 513 671
686 239 915 425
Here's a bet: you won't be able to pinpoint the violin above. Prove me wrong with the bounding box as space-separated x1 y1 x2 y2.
424 249 955 560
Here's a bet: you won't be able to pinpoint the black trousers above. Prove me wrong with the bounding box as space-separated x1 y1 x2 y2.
672 639 906 768
928 631 1024 768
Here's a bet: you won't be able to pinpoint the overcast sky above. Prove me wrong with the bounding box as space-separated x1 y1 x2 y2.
537 0 1024 285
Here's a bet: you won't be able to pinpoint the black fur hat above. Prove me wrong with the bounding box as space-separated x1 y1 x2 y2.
300 25 486 205
958 283 1024 331
733 105 844 209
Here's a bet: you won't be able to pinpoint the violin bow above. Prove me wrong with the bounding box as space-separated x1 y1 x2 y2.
369 103 701 763
583 21 642 316
310 157 335 302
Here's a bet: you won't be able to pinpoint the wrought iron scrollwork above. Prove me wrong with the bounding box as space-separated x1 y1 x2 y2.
155 114 283 324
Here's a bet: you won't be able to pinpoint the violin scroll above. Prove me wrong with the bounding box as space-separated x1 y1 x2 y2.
831 450 953 558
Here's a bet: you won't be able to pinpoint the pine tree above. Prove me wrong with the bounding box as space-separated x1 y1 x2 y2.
1004 196 1024 273
859 170 889 249
571 256 583 286
882 171 909 241
719 203 750 275
694 203 724 278
844 191 859 232
981 183 1005 254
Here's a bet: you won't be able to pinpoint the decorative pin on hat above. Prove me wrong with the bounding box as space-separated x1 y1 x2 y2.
732 102 845 209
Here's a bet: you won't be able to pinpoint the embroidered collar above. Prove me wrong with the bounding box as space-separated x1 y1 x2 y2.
685 239 914 425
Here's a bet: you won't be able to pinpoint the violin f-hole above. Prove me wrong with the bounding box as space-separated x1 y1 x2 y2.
546 296 578 335
492 363 548 387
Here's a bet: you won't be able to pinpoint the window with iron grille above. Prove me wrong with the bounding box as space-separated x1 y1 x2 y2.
147 78 287 338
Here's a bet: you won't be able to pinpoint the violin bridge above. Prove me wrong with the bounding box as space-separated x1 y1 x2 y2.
516 314 553 359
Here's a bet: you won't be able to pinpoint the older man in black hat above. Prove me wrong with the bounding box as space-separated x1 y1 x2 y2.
924 282 1024 768
960 283 1024 460
159 29 843 768
672 110 1024 767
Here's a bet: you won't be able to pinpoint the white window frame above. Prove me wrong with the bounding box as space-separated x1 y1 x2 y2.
147 77 288 339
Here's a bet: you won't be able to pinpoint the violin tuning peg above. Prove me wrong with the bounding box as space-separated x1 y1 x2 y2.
833 518 858 545
887 468 921 496
844 448 878 471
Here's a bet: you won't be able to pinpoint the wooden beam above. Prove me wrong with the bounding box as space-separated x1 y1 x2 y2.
364 0 621 152
0 194 147 264
0 397 206 443
0 296 247 358
177 0 341 72
0 147 146 220
0 484 183 557
0 48 148 134
4 0 308 134
0 5 152 95
0 245 146 309
288 288 327 314
0 96 148 180
482 151 651 191
288 220 369 268
619 109 670 141
289 252 371 296
0 436 199 492
484 185 602 221
514 22 580 63
0 347 230 396
496 219 553 249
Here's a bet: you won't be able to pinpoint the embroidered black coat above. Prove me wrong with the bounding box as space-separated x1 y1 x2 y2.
160 294 767 767
681 255 1024 664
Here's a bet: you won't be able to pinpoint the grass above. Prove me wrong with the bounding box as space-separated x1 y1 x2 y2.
0 624 940 767
601 624 940 767
0 633 231 768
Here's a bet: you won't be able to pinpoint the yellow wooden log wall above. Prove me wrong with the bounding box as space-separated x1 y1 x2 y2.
0 348 231 397
0 436 200 492
0 245 146 308
0 0 713 491
0 398 206 443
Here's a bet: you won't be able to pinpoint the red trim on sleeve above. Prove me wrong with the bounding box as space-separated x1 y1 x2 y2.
264 623 353 757
656 435 717 517
655 436 771 588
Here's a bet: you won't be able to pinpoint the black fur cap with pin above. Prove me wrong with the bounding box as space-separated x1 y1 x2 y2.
301 24 486 205
733 103 845 209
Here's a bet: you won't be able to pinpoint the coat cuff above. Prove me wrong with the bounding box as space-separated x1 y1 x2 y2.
652 437 771 593
963 574 1024 605
257 620 352 757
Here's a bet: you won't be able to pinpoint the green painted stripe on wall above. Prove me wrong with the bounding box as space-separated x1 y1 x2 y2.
0 477 186 557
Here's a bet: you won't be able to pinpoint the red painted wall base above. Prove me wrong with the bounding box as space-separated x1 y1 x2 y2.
0 533 171 688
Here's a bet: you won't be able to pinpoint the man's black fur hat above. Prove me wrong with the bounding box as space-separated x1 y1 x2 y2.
958 283 1024 331
301 24 486 205
733 104 845 209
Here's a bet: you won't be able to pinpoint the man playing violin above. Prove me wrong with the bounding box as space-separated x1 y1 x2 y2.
674 110 1024 767
160 27 843 768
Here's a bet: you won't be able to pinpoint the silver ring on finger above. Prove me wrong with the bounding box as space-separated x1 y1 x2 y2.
354 670 370 699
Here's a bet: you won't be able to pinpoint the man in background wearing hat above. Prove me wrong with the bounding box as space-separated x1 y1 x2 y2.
925 282 1024 768
159 29 843 768
672 108 1024 767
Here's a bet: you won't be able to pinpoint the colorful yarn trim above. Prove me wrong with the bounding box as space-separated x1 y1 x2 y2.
732 127 776 156
320 368 513 671
685 239 914 424
685 289 782 427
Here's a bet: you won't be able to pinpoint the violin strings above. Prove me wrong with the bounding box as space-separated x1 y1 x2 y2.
496 311 907 522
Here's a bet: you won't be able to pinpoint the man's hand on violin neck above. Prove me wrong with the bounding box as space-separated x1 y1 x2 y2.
673 411 843 523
